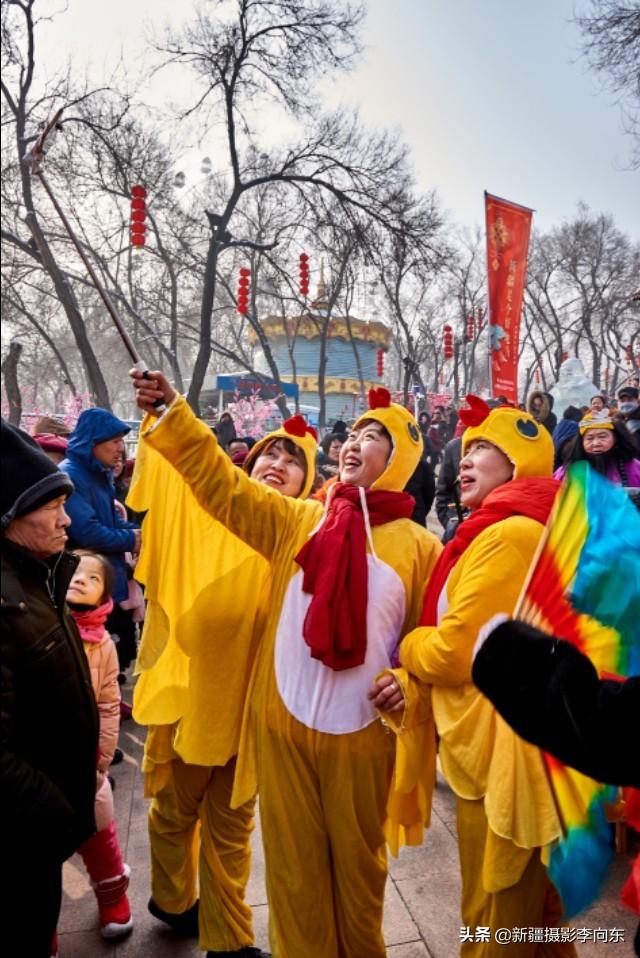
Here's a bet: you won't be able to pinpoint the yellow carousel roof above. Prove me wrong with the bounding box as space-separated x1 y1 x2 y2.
248 314 391 349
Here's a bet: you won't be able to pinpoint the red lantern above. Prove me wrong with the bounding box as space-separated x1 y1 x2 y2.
443 324 454 360
376 349 384 378
626 344 633 366
476 306 484 331
130 185 147 248
562 351 569 362
466 315 475 341
237 268 251 315
299 253 310 296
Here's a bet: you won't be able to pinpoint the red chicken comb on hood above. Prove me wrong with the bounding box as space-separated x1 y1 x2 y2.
283 415 317 442
368 387 391 410
458 394 490 427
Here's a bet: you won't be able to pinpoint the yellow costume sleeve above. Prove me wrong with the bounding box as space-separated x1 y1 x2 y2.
141 396 311 561
375 667 437 857
400 518 539 687
128 413 270 767
400 517 563 857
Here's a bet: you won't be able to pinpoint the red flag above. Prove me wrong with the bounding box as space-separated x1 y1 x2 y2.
485 192 533 403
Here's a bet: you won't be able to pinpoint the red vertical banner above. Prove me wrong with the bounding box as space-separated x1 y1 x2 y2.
485 192 533 403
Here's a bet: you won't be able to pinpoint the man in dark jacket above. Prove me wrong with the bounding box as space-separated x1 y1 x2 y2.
1 420 99 957
60 409 141 669
435 436 463 532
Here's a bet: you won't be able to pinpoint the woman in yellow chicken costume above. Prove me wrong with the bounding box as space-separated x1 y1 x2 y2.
129 415 318 957
130 368 441 958
397 396 578 957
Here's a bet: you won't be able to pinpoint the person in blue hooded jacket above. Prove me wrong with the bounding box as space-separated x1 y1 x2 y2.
60 409 141 668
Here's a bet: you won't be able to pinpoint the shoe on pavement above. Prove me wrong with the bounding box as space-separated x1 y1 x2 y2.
93 863 133 939
148 897 199 937
110 747 124 765
119 701 133 720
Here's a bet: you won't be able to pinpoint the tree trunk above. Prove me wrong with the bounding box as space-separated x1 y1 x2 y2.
187 231 218 415
21 171 111 409
2 341 23 425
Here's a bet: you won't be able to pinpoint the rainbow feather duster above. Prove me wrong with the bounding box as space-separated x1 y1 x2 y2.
515 461 640 917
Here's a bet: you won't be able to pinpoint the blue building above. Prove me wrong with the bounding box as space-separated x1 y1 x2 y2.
251 282 391 422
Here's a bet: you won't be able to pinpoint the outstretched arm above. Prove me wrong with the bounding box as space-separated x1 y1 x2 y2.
129 369 309 559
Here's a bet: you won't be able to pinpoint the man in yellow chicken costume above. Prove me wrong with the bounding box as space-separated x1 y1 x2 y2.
130 368 441 958
397 396 578 957
129 415 318 957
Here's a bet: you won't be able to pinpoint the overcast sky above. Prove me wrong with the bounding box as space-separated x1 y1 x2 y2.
36 0 639 237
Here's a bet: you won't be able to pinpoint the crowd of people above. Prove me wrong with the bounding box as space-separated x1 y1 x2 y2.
1 377 639 958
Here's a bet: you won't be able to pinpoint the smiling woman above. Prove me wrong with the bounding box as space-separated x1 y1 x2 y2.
339 420 392 488
247 437 307 499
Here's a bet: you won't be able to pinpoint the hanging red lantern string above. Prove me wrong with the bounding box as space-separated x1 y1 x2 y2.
466 314 475 341
443 324 454 360
376 349 384 378
237 267 251 315
130 185 147 248
299 252 310 297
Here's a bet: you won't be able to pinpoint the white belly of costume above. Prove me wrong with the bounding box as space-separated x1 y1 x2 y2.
274 556 406 734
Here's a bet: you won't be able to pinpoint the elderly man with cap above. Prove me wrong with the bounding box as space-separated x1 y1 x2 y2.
60 409 142 671
1 420 99 957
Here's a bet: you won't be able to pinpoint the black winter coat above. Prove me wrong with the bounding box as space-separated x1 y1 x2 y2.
405 459 436 527
472 619 640 787
0 541 99 861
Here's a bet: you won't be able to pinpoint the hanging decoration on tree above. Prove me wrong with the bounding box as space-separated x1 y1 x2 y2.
130 185 147 248
476 306 485 331
443 324 454 360
21 107 161 393
237 267 251 315
466 314 475 341
376 348 384 378
299 253 310 297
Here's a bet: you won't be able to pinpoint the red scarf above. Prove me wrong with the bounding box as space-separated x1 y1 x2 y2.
70 598 114 644
420 478 560 626
295 483 415 671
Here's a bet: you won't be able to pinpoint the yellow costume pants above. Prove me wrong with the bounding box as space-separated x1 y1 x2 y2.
148 755 256 952
256 704 395 958
456 798 578 958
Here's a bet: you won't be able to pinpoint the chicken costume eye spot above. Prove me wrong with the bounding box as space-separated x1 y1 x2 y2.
515 419 539 440
407 422 420 443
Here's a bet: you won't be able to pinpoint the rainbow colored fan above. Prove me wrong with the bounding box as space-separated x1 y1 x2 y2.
515 461 640 917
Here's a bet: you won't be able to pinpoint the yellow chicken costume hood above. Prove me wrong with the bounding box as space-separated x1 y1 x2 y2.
460 394 554 478
352 387 423 492
243 415 318 499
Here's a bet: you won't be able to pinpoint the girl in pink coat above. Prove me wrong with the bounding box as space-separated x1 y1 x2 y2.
67 551 133 939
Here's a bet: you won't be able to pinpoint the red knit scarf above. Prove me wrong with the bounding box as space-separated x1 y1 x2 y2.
295 482 415 671
69 598 114 644
420 478 560 626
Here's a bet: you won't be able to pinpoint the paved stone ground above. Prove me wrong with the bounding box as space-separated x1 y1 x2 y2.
58 679 637 957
